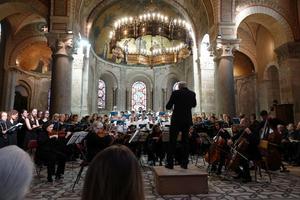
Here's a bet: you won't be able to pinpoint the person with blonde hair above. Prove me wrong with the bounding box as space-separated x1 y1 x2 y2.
82 145 144 200
0 145 33 200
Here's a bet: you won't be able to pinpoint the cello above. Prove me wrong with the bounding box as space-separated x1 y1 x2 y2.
204 129 226 165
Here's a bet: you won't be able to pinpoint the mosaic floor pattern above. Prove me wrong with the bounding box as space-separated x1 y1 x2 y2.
26 160 300 200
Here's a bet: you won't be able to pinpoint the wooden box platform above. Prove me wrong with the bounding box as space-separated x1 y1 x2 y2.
153 166 208 195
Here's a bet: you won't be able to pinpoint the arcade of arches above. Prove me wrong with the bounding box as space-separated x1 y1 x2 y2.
0 0 300 121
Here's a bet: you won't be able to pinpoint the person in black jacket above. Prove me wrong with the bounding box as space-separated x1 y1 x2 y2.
165 81 196 169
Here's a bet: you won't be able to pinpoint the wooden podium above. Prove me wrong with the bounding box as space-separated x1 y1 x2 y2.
153 166 208 195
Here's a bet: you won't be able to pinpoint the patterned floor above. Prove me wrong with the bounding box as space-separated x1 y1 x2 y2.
25 159 300 200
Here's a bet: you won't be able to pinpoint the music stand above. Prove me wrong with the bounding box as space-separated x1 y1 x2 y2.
70 131 88 191
67 131 88 146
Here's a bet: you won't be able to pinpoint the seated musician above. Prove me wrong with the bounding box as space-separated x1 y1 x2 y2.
85 121 114 162
147 124 164 166
210 121 231 175
36 121 67 182
230 117 260 182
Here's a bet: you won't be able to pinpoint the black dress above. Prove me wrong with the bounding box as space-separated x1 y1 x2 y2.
36 129 67 180
0 120 8 148
85 132 113 162
23 118 38 150
6 119 18 145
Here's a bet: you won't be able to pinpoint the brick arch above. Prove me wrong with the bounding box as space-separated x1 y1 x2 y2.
235 6 294 47
0 2 47 22
14 14 46 35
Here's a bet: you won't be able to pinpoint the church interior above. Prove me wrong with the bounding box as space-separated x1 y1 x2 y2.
0 0 300 199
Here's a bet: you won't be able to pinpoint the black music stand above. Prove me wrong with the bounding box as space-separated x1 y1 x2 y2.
69 131 88 191
129 127 150 169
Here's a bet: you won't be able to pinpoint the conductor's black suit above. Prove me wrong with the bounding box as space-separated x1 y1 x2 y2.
166 87 196 168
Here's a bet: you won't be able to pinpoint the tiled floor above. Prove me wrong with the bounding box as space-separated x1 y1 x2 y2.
26 159 300 200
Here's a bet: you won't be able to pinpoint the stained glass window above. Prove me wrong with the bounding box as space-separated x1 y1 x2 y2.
173 82 180 91
98 79 106 109
132 81 146 111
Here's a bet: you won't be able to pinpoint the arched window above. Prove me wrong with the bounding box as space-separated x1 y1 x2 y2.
173 82 180 91
132 81 146 111
98 79 106 109
200 34 214 69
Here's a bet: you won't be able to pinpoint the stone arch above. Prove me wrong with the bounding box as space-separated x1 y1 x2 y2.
127 73 153 111
0 2 47 22
263 63 280 109
235 6 294 47
14 79 32 111
99 71 118 111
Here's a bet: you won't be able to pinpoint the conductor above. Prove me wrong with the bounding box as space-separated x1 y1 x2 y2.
165 81 196 169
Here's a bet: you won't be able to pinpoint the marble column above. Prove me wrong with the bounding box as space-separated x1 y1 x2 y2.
48 33 73 114
214 39 239 117
275 42 300 122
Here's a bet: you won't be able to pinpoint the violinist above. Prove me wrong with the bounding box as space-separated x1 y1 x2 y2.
36 121 67 182
209 121 231 175
85 121 114 162
147 124 164 166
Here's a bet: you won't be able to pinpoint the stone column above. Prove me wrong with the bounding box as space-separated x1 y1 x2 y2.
214 39 239 117
275 42 300 122
48 33 74 114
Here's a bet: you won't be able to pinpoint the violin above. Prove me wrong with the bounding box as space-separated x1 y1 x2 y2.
49 130 66 138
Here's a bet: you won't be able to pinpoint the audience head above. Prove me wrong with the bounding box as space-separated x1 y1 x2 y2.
30 108 38 118
296 122 300 131
1 111 8 121
21 109 28 118
82 145 144 200
43 110 50 119
250 113 256 122
0 145 33 200
178 81 187 90
9 110 19 121
287 123 295 132
260 110 268 120
91 121 104 133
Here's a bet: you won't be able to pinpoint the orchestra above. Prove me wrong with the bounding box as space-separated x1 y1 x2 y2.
0 108 300 183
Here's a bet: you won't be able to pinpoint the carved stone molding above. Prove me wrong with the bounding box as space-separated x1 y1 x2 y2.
213 38 240 59
46 33 74 56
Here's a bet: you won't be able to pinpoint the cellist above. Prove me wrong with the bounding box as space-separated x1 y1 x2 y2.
209 121 232 175
230 117 261 182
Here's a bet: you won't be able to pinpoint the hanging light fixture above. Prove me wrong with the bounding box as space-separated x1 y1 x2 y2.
108 2 193 67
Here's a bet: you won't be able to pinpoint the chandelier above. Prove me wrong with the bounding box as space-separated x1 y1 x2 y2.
109 10 193 67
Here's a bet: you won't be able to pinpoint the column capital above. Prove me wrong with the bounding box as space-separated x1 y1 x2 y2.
213 38 240 59
46 32 74 56
275 42 300 63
